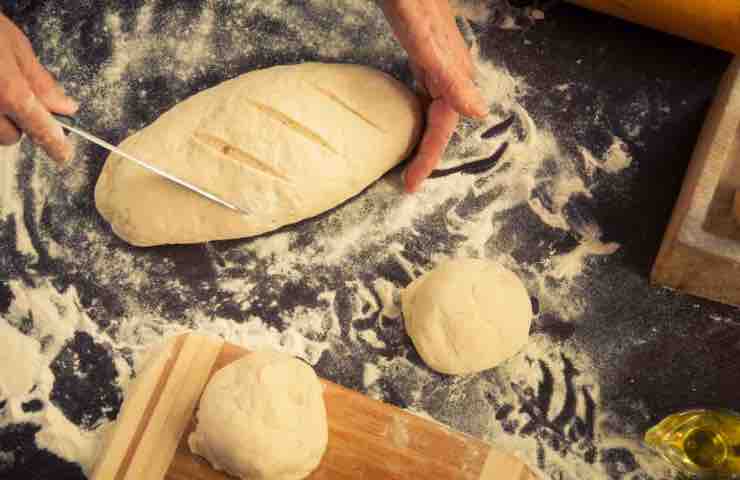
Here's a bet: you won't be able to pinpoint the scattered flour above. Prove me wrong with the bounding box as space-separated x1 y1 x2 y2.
363 363 382 389
0 280 133 475
450 1 492 25
580 136 634 175
0 144 35 257
0 322 44 400
709 313 740 326
529 9 546 21
604 137 634 173
482 336 675 479
358 329 387 349
452 0 548 30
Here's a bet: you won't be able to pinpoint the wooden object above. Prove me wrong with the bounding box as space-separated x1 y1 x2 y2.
651 57 740 306
91 334 224 480
567 0 740 54
91 333 539 480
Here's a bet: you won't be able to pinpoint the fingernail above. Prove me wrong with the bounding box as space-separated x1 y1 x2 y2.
60 139 75 164
464 76 488 118
401 168 418 193
66 97 80 113
471 93 489 118
49 123 72 163
56 84 79 112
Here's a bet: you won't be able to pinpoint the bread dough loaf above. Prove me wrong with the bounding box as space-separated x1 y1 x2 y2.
401 258 532 375
95 63 422 246
188 351 328 480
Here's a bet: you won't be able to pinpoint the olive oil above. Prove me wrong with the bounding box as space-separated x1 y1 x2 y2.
645 409 740 478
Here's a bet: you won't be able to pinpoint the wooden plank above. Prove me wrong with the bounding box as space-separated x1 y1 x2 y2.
133 335 223 479
652 239 740 307
92 334 223 480
92 336 185 480
93 333 539 479
651 57 740 306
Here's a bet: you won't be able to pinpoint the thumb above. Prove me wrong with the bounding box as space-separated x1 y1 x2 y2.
12 29 77 115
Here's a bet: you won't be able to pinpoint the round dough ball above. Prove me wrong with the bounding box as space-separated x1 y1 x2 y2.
188 351 328 480
401 258 532 375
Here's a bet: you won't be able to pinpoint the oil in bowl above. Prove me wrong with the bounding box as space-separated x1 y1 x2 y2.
645 409 740 478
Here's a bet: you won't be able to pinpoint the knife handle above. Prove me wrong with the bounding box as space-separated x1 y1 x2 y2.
4 112 74 133
52 113 76 128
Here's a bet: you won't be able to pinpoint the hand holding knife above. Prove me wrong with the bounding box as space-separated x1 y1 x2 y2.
1 12 247 215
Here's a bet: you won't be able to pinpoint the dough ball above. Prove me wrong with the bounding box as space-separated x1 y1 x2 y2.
95 62 422 246
401 258 532 375
188 351 328 480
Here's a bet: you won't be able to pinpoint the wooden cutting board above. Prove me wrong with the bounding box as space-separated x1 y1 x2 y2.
90 333 538 480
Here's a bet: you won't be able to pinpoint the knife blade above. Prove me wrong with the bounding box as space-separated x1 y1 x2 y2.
53 114 250 216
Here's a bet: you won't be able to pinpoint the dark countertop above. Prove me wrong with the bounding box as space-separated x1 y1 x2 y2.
0 1 737 479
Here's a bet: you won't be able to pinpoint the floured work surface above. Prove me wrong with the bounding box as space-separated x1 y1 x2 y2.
652 58 740 306
0 2 736 480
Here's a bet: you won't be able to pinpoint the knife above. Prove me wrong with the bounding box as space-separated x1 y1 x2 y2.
53 114 250 215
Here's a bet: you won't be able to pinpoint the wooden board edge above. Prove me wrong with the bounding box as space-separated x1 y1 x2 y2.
479 448 540 480
651 57 740 287
650 238 740 307
134 334 224 480
91 335 183 480
92 333 224 480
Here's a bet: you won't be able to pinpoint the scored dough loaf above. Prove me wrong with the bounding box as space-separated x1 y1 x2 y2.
95 63 422 246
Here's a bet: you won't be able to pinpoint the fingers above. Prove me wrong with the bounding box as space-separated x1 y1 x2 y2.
3 89 72 163
0 115 21 145
386 1 488 192
0 59 71 163
436 0 474 77
423 0 486 119
0 13 76 163
409 60 433 106
382 0 442 74
382 0 487 119
12 24 78 115
404 99 459 193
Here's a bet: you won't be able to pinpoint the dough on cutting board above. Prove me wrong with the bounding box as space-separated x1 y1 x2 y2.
94 62 422 246
188 351 328 480
401 258 532 375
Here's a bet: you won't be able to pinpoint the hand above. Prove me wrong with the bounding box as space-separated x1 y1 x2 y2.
381 0 488 193
0 13 77 163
